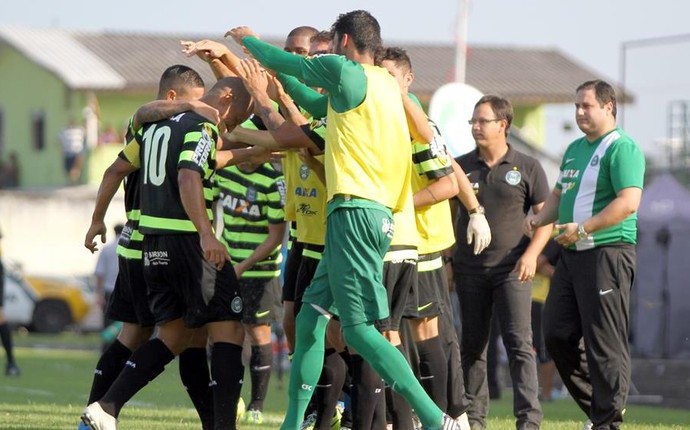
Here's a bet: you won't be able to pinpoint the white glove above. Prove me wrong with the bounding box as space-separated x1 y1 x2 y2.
467 213 491 255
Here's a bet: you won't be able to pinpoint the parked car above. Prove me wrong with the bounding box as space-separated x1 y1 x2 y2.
2 263 92 333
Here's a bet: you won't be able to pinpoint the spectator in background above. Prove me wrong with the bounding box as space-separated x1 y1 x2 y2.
59 119 86 185
0 152 20 189
0 228 19 376
94 224 123 349
98 124 121 146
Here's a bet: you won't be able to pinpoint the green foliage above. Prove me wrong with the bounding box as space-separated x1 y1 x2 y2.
1 338 689 429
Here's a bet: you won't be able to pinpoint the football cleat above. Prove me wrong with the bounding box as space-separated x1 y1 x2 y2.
81 402 117 430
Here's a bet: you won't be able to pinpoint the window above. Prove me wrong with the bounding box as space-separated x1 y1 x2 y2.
32 109 45 151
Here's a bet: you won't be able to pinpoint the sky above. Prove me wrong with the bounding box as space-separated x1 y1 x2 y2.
2 0 689 162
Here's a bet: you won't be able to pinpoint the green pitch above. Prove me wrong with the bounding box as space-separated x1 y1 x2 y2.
1 336 688 429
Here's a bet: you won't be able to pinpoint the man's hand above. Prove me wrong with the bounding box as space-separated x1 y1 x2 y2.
467 213 491 255
200 232 231 270
188 100 220 124
84 222 107 253
555 222 579 247
237 58 269 96
523 213 541 236
225 27 259 46
181 39 229 61
514 253 537 283
233 261 248 279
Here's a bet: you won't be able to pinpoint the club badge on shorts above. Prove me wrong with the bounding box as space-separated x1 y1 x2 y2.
505 169 522 186
231 296 243 314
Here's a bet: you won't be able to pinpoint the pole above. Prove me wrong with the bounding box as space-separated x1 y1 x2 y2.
618 33 690 129
619 43 627 129
454 0 470 83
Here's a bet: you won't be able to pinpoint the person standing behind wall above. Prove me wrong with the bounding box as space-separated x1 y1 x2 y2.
59 119 86 185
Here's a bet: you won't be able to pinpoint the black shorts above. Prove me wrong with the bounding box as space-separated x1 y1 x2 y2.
379 246 418 332
293 244 324 316
240 277 281 325
105 255 155 327
143 234 242 328
411 252 443 319
281 240 303 302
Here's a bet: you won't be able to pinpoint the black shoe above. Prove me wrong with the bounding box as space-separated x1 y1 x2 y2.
5 363 20 377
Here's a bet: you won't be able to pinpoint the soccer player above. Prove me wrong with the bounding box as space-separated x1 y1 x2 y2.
378 46 491 430
232 46 349 430
215 153 287 424
80 64 220 430
525 79 645 430
228 10 460 430
82 76 253 430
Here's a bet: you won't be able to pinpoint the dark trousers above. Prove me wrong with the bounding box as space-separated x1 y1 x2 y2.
436 273 471 417
544 246 634 430
455 270 542 429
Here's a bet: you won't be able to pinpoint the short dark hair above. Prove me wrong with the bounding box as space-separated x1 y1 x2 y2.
576 79 617 118
375 46 412 73
157 65 205 99
287 26 319 39
331 10 382 54
310 30 333 45
475 95 513 136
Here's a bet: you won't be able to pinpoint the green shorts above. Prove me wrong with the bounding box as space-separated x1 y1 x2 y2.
303 196 394 327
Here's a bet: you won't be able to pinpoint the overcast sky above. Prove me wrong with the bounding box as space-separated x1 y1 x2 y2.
2 0 689 159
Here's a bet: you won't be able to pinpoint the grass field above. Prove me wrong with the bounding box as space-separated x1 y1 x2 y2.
2 333 689 429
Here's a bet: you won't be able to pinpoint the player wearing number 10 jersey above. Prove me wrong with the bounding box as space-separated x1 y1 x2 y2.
82 77 252 430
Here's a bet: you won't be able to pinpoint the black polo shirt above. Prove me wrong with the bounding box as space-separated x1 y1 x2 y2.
453 145 550 275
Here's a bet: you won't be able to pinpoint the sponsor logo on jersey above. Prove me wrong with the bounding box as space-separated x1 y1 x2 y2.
276 178 287 206
561 169 580 179
191 126 214 166
295 186 318 197
297 203 317 216
119 225 133 246
220 194 261 217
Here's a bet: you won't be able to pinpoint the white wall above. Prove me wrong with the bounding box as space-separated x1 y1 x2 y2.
0 186 126 277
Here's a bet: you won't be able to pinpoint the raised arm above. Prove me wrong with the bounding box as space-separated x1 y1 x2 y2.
181 39 242 78
132 100 219 133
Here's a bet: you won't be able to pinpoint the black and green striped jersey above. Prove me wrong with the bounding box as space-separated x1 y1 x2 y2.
119 111 218 235
216 163 286 278
116 116 143 259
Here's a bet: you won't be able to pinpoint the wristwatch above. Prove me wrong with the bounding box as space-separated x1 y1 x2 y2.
577 223 589 240
469 205 485 215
